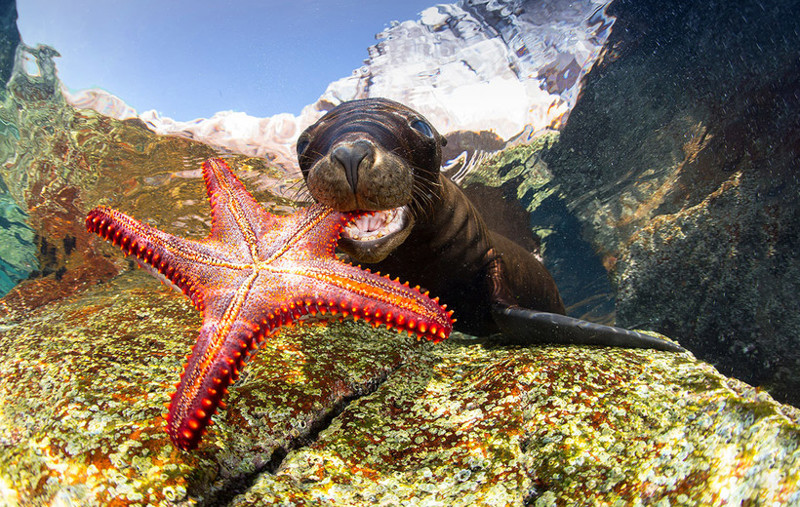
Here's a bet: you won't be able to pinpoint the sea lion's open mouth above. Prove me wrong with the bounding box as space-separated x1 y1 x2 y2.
340 206 415 263
345 207 406 241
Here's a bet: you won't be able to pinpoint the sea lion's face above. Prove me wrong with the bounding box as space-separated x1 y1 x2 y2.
297 98 445 262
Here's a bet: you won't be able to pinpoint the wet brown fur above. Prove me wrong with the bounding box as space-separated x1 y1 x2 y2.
298 98 564 336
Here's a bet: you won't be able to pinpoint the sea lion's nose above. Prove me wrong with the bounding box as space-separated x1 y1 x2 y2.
332 141 371 194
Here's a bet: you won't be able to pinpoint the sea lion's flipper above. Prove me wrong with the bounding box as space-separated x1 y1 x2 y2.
490 303 686 352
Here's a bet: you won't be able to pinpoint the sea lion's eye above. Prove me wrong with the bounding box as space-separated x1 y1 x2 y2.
296 136 310 155
411 119 434 139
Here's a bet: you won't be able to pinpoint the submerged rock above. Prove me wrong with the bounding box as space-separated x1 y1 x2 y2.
539 0 800 406
238 339 800 506
1 269 798 505
0 270 428 505
0 0 19 88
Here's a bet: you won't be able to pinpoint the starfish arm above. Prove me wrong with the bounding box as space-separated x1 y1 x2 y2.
86 206 249 309
283 260 454 342
202 159 280 256
167 276 295 451
166 316 260 451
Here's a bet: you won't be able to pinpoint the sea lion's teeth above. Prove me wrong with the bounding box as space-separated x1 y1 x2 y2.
343 206 405 242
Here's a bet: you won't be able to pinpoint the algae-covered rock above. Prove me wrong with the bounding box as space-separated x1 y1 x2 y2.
3 269 799 505
0 270 427 505
2 263 798 506
232 338 800 506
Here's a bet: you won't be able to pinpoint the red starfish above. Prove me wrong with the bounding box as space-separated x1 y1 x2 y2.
85 158 452 451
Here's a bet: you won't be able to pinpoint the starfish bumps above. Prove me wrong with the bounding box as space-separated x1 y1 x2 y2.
85 158 453 450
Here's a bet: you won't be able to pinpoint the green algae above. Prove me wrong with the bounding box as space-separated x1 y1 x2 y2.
2 272 799 506
460 134 559 212
0 269 427 505
233 338 800 506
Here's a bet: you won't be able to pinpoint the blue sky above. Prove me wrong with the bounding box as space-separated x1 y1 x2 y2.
17 0 436 120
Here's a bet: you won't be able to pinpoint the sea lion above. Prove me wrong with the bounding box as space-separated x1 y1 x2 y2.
297 98 684 352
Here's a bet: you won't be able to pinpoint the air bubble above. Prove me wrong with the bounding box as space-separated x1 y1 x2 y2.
456 469 472 482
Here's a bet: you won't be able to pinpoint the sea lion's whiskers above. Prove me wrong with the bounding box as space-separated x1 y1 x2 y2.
285 179 313 203
409 178 437 219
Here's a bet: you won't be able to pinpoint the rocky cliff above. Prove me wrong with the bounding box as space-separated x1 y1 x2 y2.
0 0 19 87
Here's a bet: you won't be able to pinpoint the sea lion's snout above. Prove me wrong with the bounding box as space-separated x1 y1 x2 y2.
330 140 370 195
302 135 415 212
